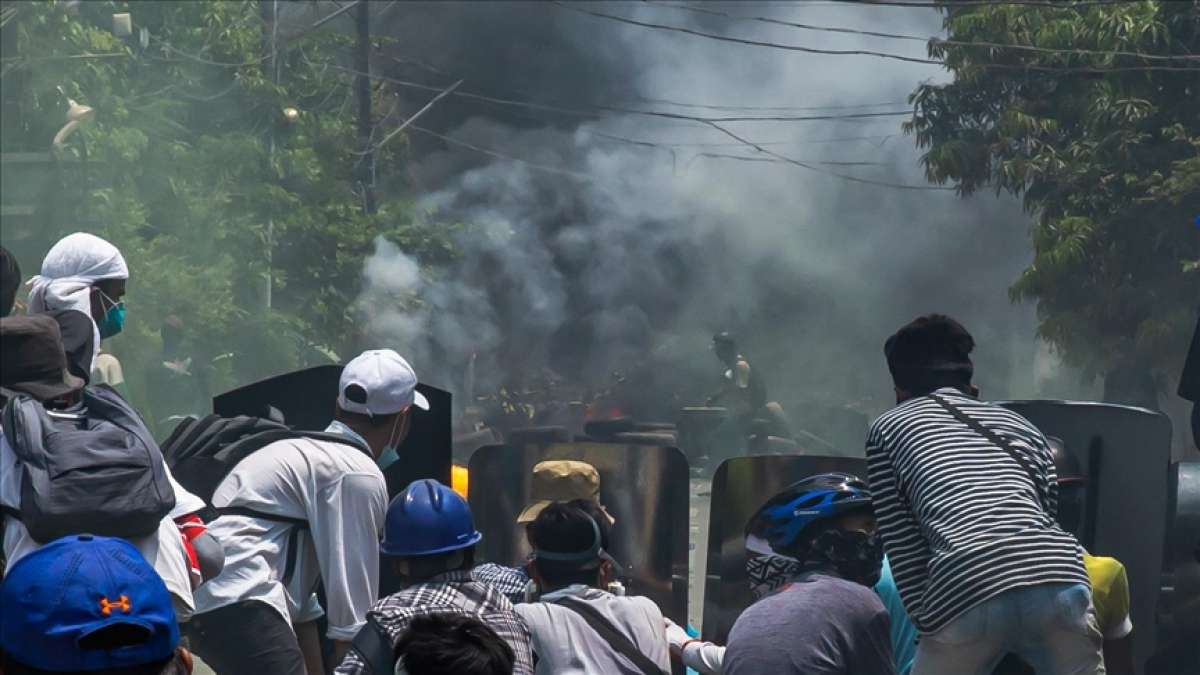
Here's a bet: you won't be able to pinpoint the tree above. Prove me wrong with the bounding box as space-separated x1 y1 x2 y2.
0 0 453 431
906 0 1199 407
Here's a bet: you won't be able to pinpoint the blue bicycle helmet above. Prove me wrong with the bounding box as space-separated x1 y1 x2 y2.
381 479 483 557
745 473 873 556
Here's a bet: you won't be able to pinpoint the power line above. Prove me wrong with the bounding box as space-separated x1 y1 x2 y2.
559 3 1200 73
591 129 887 166
814 0 1132 7
660 2 1200 62
552 2 941 66
408 125 591 179
590 131 896 148
321 61 915 124
699 119 954 191
622 96 907 112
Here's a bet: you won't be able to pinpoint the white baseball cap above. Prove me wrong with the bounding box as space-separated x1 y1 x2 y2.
337 349 429 416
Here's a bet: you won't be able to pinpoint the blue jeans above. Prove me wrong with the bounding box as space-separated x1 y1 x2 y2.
912 583 1105 675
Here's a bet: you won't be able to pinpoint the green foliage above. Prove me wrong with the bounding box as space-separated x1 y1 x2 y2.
906 0 1200 390
0 0 453 423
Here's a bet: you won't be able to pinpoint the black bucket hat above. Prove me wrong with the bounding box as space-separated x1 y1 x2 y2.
0 314 85 401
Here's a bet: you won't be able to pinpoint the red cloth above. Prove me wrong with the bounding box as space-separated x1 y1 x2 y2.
175 514 206 585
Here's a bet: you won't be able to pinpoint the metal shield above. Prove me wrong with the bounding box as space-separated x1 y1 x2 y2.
701 454 867 643
998 400 1172 667
467 442 691 623
1148 462 1200 672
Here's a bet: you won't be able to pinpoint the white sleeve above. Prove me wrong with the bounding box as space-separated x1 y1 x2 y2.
682 642 726 675
308 472 387 641
163 461 206 518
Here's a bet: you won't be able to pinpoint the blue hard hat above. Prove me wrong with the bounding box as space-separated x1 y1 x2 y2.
381 479 482 557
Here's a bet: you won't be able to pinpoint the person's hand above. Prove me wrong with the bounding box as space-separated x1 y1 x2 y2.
664 617 690 655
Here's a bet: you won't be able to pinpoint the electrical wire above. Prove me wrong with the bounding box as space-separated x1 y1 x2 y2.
558 3 1200 73
408 125 591 179
553 2 941 66
321 61 915 124
700 119 954 191
592 129 886 166
589 131 895 148
659 2 1200 62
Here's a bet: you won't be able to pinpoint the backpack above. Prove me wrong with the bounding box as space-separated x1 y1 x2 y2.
160 413 369 584
1 386 176 543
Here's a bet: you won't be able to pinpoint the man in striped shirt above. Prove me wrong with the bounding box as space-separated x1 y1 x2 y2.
866 314 1104 675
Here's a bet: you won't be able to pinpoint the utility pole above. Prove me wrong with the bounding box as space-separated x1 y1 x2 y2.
261 0 279 310
354 0 376 214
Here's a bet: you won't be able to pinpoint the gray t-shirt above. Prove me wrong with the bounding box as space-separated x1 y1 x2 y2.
724 572 895 675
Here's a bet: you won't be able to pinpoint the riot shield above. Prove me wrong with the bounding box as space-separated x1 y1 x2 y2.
467 443 690 623
212 365 452 492
999 400 1172 668
701 455 867 643
1148 462 1200 672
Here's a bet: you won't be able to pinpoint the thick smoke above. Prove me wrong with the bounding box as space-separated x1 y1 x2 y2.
358 2 1053 421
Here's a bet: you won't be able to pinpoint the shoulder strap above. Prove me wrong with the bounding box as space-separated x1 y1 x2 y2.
930 394 1044 503
553 596 668 675
215 506 309 585
347 614 397 674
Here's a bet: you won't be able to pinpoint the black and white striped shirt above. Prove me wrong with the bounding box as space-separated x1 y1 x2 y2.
865 387 1088 634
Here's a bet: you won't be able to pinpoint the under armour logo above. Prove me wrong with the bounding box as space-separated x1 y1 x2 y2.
99 595 131 616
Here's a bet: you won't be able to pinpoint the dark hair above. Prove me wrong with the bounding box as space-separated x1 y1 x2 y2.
528 502 606 588
1 245 21 317
884 314 975 396
395 613 515 675
397 546 476 580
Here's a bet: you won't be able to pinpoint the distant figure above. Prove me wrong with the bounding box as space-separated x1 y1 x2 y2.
0 535 195 674
391 596 518 675
92 340 131 399
868 314 1100 674
707 332 767 417
707 332 789 440
147 315 210 437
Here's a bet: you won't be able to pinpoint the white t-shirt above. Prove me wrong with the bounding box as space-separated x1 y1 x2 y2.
192 429 387 641
515 585 672 675
1 434 205 620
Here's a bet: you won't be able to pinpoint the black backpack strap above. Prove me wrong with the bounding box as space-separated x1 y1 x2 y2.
552 596 669 675
215 506 309 584
347 614 395 674
930 394 1044 504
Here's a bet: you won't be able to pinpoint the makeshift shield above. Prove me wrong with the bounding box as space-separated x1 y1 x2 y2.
701 454 867 643
998 400 1172 667
468 442 690 623
212 365 452 493
1149 461 1200 672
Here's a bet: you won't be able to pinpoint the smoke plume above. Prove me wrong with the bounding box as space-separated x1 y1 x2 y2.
357 1 1046 421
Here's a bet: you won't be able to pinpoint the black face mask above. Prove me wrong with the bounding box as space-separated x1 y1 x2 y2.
806 528 884 587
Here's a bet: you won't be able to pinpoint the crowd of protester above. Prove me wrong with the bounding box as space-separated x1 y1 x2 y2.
0 233 1143 674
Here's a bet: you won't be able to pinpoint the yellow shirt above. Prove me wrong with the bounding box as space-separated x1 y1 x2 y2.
1085 552 1132 640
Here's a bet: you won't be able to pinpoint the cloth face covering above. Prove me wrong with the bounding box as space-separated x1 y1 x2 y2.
806 528 884 587
746 553 804 599
95 289 125 338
